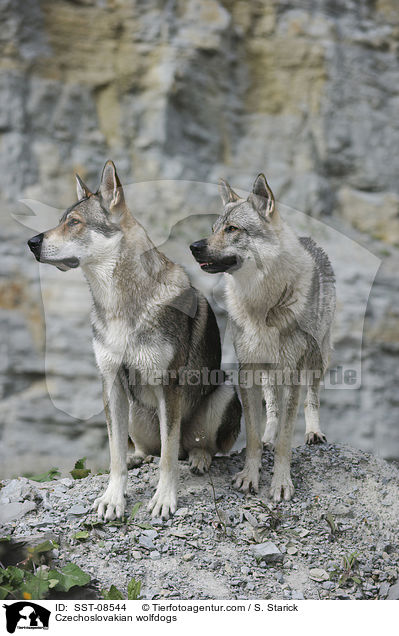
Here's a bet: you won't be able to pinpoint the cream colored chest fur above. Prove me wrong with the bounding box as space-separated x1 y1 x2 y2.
92 309 174 376
225 274 310 368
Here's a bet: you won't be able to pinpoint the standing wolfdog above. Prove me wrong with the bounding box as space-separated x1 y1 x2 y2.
190 174 335 502
27 161 241 519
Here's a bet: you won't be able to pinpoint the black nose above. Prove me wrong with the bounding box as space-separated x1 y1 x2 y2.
28 233 44 258
190 239 207 253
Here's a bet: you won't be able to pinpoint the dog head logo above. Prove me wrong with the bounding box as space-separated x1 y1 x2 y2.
3 602 50 633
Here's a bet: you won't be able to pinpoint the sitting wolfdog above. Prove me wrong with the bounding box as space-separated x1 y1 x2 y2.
190 174 335 502
27 161 241 519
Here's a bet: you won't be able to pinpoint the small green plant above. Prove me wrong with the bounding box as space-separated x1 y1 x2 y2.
0 557 91 600
324 512 342 542
258 501 282 531
102 585 124 600
83 519 104 529
102 578 142 600
128 502 153 530
127 578 142 599
73 531 90 541
23 468 61 482
70 457 91 480
330 551 361 587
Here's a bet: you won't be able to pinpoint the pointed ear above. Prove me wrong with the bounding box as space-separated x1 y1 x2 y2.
218 178 240 206
99 160 125 212
75 174 92 200
249 173 275 217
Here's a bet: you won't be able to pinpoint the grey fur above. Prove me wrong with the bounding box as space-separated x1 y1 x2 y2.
190 173 336 502
27 161 241 520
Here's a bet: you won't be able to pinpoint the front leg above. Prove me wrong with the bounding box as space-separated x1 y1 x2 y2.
233 365 263 493
147 386 181 519
93 370 129 521
262 379 279 448
270 383 300 502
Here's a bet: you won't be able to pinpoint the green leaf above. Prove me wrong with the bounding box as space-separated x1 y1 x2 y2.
84 519 103 528
75 457 87 470
73 531 89 541
352 576 362 585
70 457 91 480
33 540 56 553
6 566 24 586
102 585 124 600
24 467 61 482
134 522 153 530
20 572 50 600
0 585 12 600
54 563 91 592
129 502 143 522
338 573 348 586
70 469 91 479
27 540 56 560
127 578 141 600
48 569 61 582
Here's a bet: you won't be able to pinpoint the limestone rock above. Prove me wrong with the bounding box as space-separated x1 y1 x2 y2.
1 0 399 475
251 542 283 563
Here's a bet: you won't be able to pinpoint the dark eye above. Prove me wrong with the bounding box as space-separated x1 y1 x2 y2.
67 218 80 227
225 225 239 233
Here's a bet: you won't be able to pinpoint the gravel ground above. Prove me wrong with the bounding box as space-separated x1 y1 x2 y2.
1 443 398 600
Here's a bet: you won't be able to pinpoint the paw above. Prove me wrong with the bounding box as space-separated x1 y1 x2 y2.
305 432 327 445
93 484 126 521
127 454 145 469
262 431 276 450
269 472 294 502
189 449 212 475
233 464 259 493
147 481 177 519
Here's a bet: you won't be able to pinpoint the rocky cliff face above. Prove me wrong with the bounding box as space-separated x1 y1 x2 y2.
0 0 398 476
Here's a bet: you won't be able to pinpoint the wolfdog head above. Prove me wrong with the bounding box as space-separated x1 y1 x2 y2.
190 174 282 275
27 161 128 271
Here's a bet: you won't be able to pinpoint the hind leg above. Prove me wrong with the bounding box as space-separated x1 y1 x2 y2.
127 439 144 468
127 444 148 468
183 383 241 474
128 403 161 467
304 376 326 445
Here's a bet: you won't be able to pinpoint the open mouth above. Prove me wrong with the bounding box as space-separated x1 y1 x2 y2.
55 257 80 271
41 257 80 271
198 257 239 274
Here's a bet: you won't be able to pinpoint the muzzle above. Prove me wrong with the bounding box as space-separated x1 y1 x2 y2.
189 239 208 260
190 238 238 274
